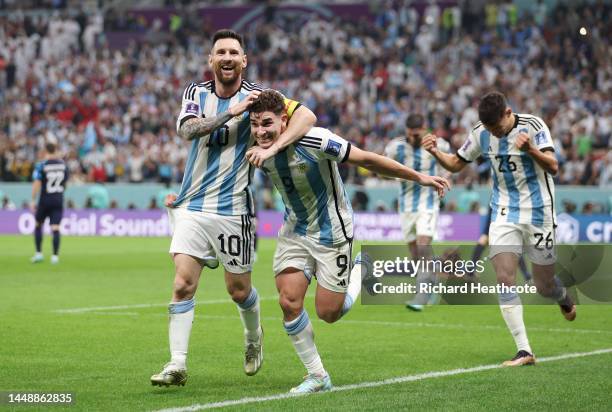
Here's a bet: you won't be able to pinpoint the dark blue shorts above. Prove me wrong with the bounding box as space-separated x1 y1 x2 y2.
36 205 64 225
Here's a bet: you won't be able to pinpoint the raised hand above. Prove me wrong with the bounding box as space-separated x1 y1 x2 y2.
229 90 261 117
421 133 439 154
246 143 279 167
515 132 532 152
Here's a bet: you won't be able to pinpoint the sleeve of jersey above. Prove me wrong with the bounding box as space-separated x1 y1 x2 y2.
283 98 302 119
176 82 202 134
297 129 351 163
32 163 43 180
456 131 481 163
532 121 555 152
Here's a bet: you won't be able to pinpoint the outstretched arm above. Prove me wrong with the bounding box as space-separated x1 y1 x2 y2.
347 146 451 196
178 90 261 141
422 133 469 173
246 105 317 167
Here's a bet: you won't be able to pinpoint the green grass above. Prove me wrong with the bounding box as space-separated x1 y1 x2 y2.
1 236 611 411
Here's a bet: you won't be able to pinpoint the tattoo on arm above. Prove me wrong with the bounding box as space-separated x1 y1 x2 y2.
178 112 234 140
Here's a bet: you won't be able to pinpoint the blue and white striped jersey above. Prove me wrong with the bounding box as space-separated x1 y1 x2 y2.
261 127 354 247
458 113 556 226
385 137 449 213
173 80 261 215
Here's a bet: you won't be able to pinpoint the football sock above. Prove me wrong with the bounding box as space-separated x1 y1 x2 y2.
498 292 532 354
412 270 435 305
518 256 531 281
168 298 195 369
52 230 60 255
34 225 42 253
341 262 362 316
284 309 326 377
551 276 567 302
472 242 486 262
236 287 261 343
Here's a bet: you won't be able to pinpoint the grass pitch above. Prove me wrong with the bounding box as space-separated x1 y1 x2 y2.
1 235 611 411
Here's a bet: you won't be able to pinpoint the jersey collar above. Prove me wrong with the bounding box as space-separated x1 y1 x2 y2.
211 79 245 99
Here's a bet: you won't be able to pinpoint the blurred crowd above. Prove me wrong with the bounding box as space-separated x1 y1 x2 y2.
0 0 610 199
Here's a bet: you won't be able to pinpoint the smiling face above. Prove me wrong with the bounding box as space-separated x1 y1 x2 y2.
250 111 287 150
209 37 247 86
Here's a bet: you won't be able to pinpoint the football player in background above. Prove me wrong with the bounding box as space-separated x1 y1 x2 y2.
385 114 451 311
30 138 68 265
423 91 576 366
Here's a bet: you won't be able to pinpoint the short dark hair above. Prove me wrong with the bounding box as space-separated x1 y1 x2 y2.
212 29 244 50
45 142 57 153
478 91 507 126
250 89 285 115
405 114 425 129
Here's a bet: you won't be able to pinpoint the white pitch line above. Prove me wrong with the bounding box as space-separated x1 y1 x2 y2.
152 348 612 412
53 297 281 314
57 308 612 336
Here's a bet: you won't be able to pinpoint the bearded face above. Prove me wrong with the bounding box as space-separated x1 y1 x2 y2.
209 38 247 86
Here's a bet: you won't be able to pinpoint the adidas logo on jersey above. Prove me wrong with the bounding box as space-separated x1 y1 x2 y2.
337 279 347 287
227 259 239 266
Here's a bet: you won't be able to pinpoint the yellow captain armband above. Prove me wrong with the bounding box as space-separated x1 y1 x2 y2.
283 98 301 119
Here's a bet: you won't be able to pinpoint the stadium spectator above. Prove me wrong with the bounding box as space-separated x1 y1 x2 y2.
0 0 609 203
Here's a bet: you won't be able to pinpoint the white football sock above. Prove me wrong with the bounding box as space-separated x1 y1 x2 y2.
168 298 195 369
499 292 532 354
236 287 262 343
342 262 362 316
284 310 326 377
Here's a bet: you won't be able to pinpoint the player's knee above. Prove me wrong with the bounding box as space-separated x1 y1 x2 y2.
173 276 196 300
278 294 302 318
229 288 250 304
316 306 342 324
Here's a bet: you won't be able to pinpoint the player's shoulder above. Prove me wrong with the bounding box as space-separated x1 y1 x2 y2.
386 136 406 149
470 121 485 134
183 81 213 100
241 80 263 93
517 113 546 132
301 126 333 140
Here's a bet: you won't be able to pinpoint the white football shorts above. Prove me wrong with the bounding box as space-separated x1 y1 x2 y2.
273 234 352 293
489 221 556 265
400 210 438 242
168 207 256 273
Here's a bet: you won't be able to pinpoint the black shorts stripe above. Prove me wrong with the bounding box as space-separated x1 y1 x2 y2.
245 215 252 265
544 172 557 228
241 215 246 265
